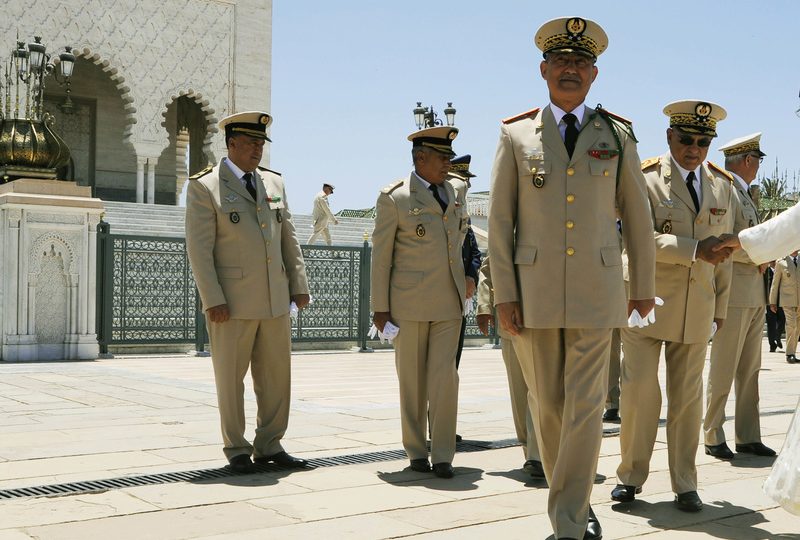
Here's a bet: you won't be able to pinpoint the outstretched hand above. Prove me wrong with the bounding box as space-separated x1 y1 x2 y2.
713 233 742 252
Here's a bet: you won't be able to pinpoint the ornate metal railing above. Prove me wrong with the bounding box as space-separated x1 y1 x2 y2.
96 223 494 353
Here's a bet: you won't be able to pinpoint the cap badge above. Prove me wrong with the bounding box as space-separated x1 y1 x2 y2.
259 114 269 125
566 17 586 40
694 102 712 119
416 224 426 238
448 131 457 140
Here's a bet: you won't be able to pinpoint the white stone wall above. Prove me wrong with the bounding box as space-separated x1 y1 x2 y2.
3 0 273 197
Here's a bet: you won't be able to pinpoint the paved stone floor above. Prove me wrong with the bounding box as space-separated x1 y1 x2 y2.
0 341 799 539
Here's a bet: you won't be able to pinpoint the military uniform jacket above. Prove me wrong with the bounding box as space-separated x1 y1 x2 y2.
371 173 468 321
770 256 800 307
311 190 336 225
488 105 655 329
185 160 310 320
728 177 766 308
636 154 736 343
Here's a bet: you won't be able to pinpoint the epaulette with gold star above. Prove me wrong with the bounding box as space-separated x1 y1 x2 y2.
707 161 734 182
502 107 541 124
641 157 660 171
257 166 282 176
381 179 404 194
189 165 213 180
595 106 637 143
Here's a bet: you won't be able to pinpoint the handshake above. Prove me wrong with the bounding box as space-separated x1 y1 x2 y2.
697 234 741 265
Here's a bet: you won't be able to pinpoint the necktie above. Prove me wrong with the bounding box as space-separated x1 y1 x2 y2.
243 172 257 200
794 256 797 267
428 184 447 212
563 113 579 158
685 171 700 213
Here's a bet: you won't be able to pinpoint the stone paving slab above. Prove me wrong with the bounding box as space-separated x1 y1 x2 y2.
1 342 799 538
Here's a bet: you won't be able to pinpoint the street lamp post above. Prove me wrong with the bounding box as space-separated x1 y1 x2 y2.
413 101 456 129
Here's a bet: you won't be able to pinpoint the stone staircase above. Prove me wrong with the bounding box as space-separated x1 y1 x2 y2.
101 201 375 246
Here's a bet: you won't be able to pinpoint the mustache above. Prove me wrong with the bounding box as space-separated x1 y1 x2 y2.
559 75 581 83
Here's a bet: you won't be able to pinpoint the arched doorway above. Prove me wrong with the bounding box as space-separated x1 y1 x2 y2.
161 94 212 205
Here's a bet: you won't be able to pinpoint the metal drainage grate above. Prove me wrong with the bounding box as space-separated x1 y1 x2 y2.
0 438 521 501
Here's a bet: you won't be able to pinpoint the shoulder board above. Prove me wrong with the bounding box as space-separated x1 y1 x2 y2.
381 179 404 194
596 106 637 142
641 156 660 171
707 161 734 182
502 107 541 124
257 166 281 176
188 165 213 180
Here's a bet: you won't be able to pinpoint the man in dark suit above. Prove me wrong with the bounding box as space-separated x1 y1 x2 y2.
765 264 785 352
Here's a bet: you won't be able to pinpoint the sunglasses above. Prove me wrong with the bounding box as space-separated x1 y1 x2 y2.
676 134 712 148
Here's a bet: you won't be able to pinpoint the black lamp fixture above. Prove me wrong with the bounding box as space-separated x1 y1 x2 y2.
413 101 456 129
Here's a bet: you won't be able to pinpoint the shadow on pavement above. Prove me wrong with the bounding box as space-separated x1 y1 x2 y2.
377 466 483 492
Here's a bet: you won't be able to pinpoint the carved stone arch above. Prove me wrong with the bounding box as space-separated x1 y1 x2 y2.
161 88 219 158
29 232 76 276
73 47 138 140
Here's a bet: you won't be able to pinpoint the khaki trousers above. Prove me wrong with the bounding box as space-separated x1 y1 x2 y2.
500 337 539 461
785 307 800 355
617 329 706 494
394 318 461 464
705 306 764 445
512 327 611 540
606 328 622 411
207 314 291 460
307 222 332 245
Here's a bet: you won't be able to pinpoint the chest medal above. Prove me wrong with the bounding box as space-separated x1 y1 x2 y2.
416 224 426 238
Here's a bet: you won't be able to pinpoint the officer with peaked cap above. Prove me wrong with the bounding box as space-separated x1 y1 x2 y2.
488 15 656 540
704 133 776 459
613 100 738 512
185 111 310 473
308 181 339 245
371 125 468 479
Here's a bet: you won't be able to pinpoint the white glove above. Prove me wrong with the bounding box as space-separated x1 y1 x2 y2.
627 297 664 328
464 297 476 316
711 321 718 337
289 295 313 321
368 321 400 344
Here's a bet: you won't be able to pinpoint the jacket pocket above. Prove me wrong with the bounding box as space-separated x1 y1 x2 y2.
217 266 243 279
600 245 622 267
514 245 537 265
392 270 423 290
589 159 617 179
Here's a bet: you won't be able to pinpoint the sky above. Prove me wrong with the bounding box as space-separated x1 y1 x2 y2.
268 0 800 215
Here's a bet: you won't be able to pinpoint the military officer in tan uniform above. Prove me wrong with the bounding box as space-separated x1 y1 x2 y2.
612 100 737 512
185 111 310 474
371 126 468 479
704 133 776 459
476 256 543 479
770 250 800 363
307 183 338 245
488 16 656 540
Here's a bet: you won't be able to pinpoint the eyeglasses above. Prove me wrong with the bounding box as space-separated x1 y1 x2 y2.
748 153 764 164
547 54 594 70
676 134 712 148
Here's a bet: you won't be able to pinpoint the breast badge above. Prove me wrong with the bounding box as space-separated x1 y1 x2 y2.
661 220 672 234
276 209 283 223
230 211 240 224
532 174 545 188
416 224 426 238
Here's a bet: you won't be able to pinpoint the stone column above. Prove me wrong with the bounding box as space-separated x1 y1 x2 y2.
146 157 158 204
136 157 146 203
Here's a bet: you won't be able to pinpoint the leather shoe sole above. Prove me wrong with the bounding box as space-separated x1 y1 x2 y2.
522 459 545 479
736 442 777 456
254 451 308 468
432 462 454 478
610 483 641 503
228 454 256 474
705 442 734 460
674 490 703 512
409 458 432 472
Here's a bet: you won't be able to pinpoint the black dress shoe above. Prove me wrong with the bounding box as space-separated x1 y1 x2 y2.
705 442 734 460
602 408 620 422
787 355 797 364
769 345 777 352
432 462 455 478
523 459 545 478
409 458 432 472
674 491 703 512
455 433 463 442
228 454 256 474
610 483 641 502
584 506 602 540
778 340 784 349
736 442 777 456
255 451 308 468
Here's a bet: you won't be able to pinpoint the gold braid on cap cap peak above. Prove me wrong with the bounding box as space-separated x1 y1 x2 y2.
669 113 717 135
541 34 600 57
450 163 470 172
722 141 761 156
